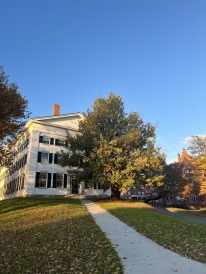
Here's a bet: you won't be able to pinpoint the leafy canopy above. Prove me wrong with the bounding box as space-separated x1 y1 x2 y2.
0 66 30 166
187 135 206 195
61 93 165 193
160 163 192 200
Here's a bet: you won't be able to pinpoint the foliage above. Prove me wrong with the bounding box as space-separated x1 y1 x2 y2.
0 197 123 274
159 163 195 200
187 135 206 195
97 200 206 264
61 93 165 196
0 66 30 167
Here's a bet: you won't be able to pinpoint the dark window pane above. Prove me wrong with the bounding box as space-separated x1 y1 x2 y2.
54 154 58 164
64 174 67 188
35 172 40 187
50 138 54 145
37 152 42 163
49 153 53 164
48 173 51 188
39 136 43 143
53 173 57 188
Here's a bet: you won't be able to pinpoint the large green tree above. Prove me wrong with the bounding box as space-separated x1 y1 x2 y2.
0 66 30 166
61 93 165 197
187 135 206 195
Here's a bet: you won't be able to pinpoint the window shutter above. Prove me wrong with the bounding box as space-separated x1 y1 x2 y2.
53 173 57 188
35 172 40 187
47 173 51 188
55 139 59 146
22 174 25 189
49 153 53 164
50 138 54 145
64 174 67 188
24 154 27 165
37 152 42 163
39 136 43 143
54 154 58 164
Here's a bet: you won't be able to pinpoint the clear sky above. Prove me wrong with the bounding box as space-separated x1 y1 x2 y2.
1 0 206 163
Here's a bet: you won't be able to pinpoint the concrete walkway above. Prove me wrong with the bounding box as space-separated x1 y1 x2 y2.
81 200 206 274
153 206 206 224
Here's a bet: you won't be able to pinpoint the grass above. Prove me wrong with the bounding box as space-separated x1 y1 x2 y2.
97 200 206 264
0 197 123 274
165 207 206 218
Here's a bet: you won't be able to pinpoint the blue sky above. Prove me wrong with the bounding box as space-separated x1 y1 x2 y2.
1 0 206 163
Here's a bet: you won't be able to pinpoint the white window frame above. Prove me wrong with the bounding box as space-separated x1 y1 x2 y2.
169 196 173 204
56 173 64 188
41 152 49 164
39 172 48 188
42 136 50 144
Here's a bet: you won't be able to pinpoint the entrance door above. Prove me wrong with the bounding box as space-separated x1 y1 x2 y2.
70 176 78 194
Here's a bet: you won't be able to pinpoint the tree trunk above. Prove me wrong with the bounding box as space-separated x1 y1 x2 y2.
111 187 120 199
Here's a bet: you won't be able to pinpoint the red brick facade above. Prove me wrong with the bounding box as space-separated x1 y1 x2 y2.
163 149 206 209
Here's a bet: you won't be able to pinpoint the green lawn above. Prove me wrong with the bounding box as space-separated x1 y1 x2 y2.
0 197 123 274
97 200 206 264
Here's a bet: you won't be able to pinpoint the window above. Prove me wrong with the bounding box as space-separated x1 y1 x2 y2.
165 197 169 204
39 172 47 188
37 152 53 164
193 196 197 203
176 196 181 204
55 138 65 146
53 173 67 188
39 135 55 145
189 197 193 203
56 174 64 188
54 154 61 164
39 135 50 144
41 153 49 164
35 172 51 188
170 196 173 204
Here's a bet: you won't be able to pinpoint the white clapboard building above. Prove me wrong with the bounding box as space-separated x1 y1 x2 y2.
0 104 111 200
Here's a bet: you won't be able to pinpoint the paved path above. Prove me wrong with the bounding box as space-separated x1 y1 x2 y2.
153 206 206 224
81 200 206 274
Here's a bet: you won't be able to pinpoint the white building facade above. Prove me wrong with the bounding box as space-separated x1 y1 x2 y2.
0 105 111 200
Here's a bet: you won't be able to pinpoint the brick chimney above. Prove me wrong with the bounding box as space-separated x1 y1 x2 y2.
52 104 60 116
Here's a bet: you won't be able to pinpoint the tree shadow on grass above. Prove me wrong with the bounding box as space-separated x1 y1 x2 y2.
0 197 81 215
0 201 123 274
